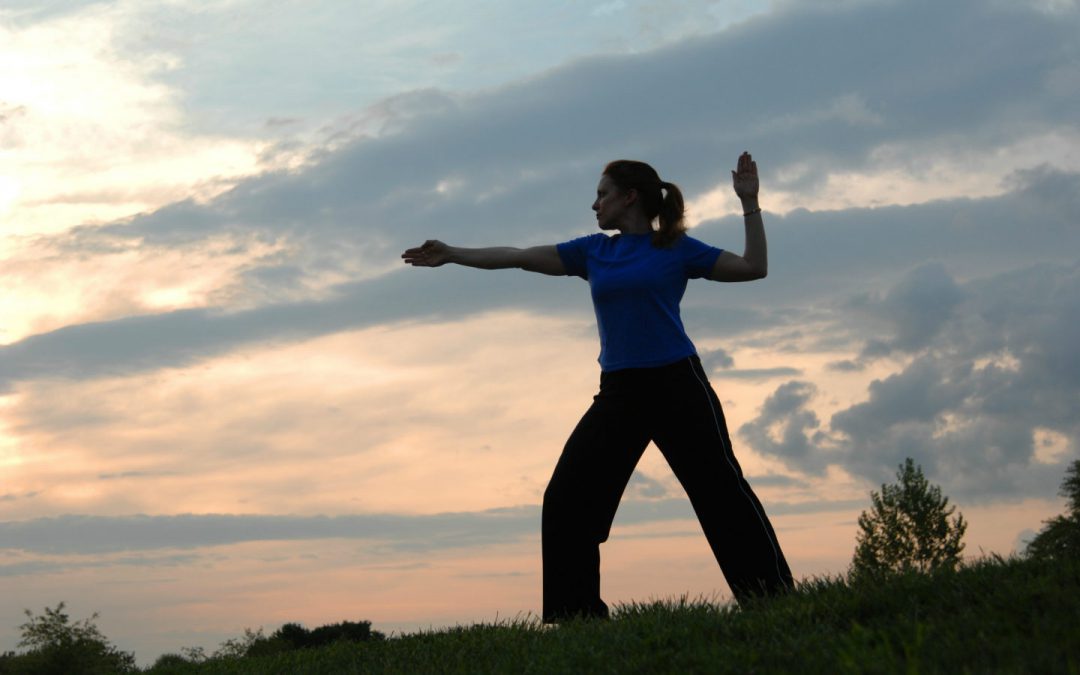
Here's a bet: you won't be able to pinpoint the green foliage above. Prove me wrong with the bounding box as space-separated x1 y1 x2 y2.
1026 459 1080 560
0 602 136 675
137 556 1080 674
140 619 387 672
245 620 385 657
147 653 198 674
851 457 967 579
213 628 265 660
14 559 1077 674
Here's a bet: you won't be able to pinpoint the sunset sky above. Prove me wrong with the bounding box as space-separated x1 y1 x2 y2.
2 0 1079 665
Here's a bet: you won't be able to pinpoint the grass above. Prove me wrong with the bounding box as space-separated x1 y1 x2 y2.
131 555 1080 673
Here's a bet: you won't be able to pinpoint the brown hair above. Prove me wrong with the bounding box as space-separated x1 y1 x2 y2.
602 160 686 247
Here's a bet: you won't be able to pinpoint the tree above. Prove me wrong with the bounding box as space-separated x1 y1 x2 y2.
851 457 967 579
4 602 137 674
1025 459 1080 561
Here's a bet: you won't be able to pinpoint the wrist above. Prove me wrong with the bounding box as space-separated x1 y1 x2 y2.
739 196 760 211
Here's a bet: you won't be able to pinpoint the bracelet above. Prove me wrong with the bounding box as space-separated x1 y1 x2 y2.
743 207 762 216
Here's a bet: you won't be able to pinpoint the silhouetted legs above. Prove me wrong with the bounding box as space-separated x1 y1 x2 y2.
653 357 793 601
542 378 651 621
541 356 792 622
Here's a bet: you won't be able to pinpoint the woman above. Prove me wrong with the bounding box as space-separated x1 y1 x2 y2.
402 152 793 622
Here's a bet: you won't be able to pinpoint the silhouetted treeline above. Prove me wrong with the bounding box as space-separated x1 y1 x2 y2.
245 620 385 658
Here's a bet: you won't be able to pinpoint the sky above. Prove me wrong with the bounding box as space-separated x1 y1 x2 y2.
1 0 1078 665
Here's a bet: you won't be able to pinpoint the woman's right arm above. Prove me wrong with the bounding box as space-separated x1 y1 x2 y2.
401 240 567 276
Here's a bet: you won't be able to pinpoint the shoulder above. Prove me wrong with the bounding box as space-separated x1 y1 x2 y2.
558 232 610 254
559 232 606 246
672 233 724 277
667 233 716 256
556 233 609 279
673 232 709 247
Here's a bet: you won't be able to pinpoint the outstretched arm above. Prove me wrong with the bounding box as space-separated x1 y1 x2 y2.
401 240 567 276
710 151 768 282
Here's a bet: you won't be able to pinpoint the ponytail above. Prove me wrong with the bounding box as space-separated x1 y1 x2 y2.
655 181 686 248
602 160 686 248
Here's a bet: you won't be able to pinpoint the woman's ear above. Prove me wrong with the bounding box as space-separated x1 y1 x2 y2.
624 188 639 206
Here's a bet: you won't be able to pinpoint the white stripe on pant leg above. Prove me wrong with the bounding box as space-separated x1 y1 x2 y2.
686 358 786 587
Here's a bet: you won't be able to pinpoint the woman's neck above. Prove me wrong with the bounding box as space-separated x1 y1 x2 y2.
616 213 653 235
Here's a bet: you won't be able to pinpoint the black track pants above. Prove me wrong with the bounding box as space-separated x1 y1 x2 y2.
541 355 793 622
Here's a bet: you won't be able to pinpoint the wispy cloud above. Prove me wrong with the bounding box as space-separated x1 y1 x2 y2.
0 496 864 557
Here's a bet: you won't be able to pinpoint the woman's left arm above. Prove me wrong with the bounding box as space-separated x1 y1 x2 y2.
710 152 767 283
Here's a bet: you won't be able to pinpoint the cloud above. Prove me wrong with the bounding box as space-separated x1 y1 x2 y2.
2 0 1076 388
0 510 539 556
5 164 1078 393
0 491 40 502
739 381 828 475
57 0 1080 255
714 367 803 380
5 1 1077 662
97 471 178 481
0 496 861 557
0 552 200 578
868 262 965 354
0 0 105 23
0 268 591 391
699 347 735 371
0 6 265 239
741 262 1080 500
625 471 670 499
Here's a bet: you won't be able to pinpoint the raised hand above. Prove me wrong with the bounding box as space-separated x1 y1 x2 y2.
402 239 451 267
731 151 759 200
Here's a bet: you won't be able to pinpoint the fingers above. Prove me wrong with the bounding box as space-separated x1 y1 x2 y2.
401 243 426 264
736 151 755 174
732 152 758 190
402 240 445 266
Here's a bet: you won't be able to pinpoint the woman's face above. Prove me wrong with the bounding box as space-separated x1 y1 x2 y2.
592 174 633 230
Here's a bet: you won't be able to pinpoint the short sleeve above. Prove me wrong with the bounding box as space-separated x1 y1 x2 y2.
556 234 599 279
679 235 724 279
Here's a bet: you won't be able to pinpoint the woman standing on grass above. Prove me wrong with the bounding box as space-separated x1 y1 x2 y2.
402 152 793 622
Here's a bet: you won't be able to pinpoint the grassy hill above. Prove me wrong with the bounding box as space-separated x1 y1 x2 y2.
140 554 1079 674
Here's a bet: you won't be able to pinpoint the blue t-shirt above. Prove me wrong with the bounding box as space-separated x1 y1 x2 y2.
557 232 723 371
